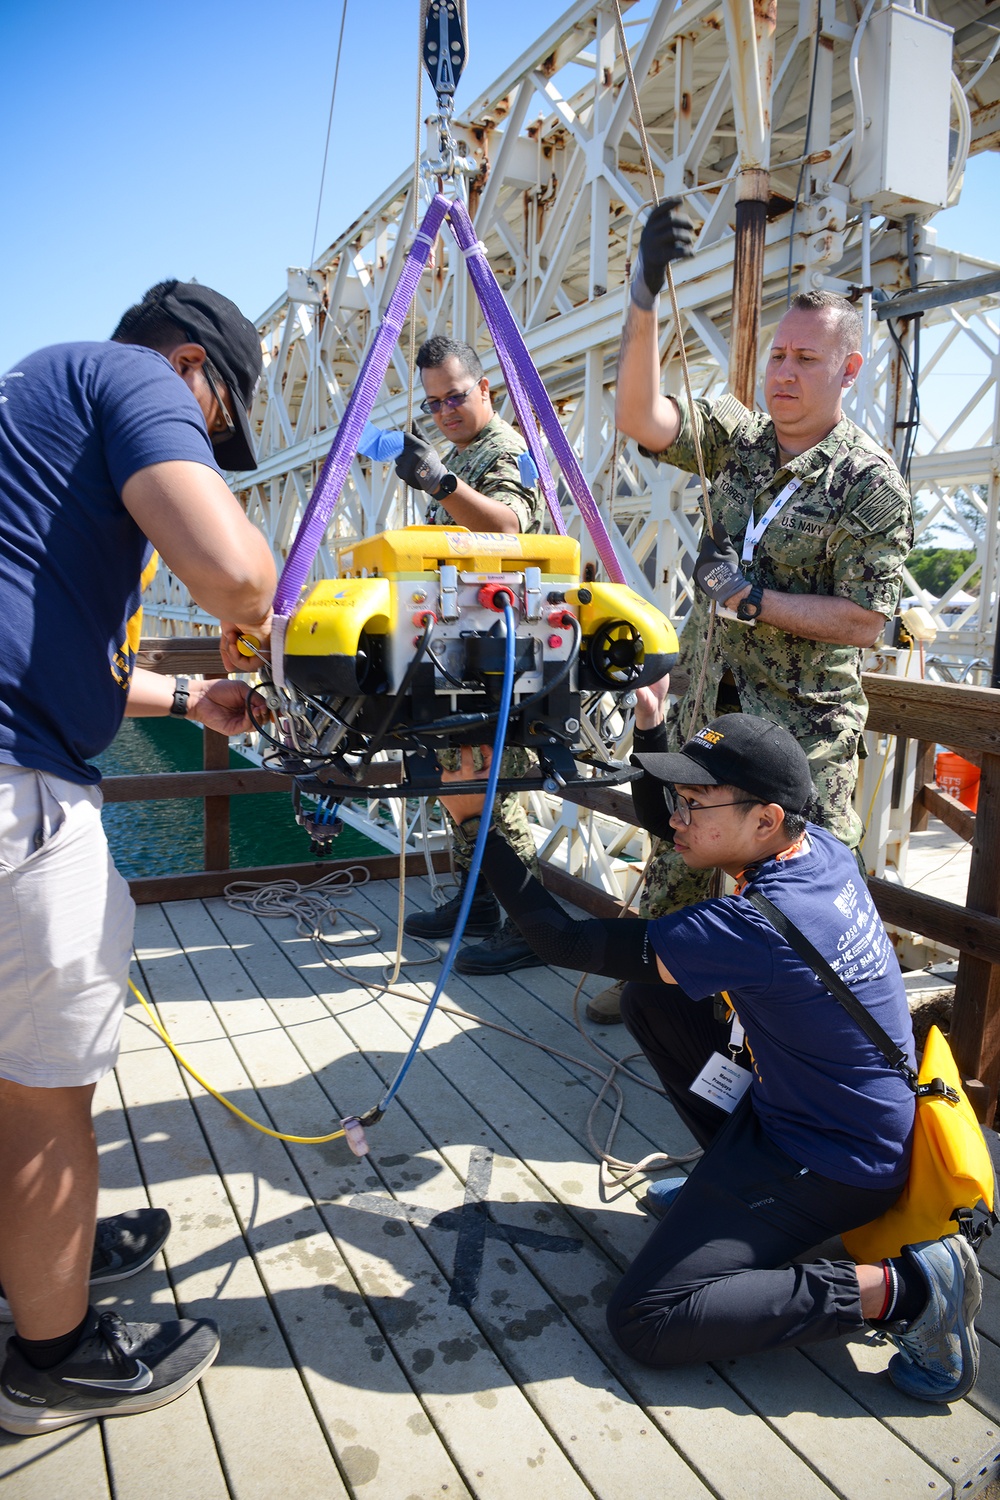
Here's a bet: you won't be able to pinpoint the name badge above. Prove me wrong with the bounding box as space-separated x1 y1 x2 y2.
689 1052 753 1113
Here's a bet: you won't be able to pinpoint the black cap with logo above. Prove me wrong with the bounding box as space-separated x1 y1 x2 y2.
635 713 815 814
151 280 261 472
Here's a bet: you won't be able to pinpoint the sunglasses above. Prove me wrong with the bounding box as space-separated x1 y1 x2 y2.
419 384 478 416
201 360 236 446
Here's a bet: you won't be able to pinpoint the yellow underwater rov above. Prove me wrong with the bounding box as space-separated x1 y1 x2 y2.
255 526 678 847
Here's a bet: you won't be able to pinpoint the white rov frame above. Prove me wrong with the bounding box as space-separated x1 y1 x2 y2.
145 0 1000 887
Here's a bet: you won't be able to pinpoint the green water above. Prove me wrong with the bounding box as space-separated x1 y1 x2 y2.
96 718 383 879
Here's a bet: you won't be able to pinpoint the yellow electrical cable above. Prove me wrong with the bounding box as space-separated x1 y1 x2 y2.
863 734 893 832
127 979 346 1144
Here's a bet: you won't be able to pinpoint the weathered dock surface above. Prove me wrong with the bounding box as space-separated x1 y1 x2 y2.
2 873 998 1500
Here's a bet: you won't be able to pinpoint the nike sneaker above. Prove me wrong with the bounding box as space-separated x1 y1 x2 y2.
0 1209 171 1321
0 1307 220 1434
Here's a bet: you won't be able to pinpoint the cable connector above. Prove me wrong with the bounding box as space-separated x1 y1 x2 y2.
341 1117 370 1157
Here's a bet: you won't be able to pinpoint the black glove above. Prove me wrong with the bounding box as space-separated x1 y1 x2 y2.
631 198 696 310
395 431 448 494
694 524 751 605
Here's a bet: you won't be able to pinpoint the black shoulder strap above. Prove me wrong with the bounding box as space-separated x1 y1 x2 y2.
742 888 917 1087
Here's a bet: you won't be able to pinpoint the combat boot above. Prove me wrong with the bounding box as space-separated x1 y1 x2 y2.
404 873 501 939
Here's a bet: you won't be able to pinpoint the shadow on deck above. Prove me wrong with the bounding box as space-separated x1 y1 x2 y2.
2 874 998 1500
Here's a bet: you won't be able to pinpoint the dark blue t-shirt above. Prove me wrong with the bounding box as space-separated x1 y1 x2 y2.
649 824 916 1189
0 342 222 783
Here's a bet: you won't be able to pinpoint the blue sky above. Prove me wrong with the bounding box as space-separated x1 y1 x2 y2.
0 0 573 370
2 0 997 375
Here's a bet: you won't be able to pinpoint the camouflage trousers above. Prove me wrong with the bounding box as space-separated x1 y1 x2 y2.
436 745 540 879
639 695 864 920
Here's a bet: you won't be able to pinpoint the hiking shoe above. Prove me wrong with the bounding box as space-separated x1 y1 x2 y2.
0 1209 171 1322
453 918 543 975
883 1236 982 1403
585 978 625 1025
640 1176 688 1219
404 877 500 939
0 1307 220 1434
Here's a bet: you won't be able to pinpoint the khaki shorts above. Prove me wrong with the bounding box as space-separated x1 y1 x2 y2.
0 767 135 1088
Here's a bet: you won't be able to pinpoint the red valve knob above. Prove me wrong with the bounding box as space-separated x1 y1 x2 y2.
548 634 563 649
413 610 437 628
547 608 574 628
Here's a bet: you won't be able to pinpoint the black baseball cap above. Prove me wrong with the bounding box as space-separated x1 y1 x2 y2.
636 713 815 814
153 280 262 471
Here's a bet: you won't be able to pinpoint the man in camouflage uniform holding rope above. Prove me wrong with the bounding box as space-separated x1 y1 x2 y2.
392 334 547 974
587 200 912 1023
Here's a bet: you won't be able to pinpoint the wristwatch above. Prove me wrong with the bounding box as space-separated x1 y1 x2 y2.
169 676 190 717
433 473 459 500
736 583 765 623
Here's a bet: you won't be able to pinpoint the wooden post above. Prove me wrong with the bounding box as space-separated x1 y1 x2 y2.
909 740 936 831
203 721 231 873
949 749 1000 1127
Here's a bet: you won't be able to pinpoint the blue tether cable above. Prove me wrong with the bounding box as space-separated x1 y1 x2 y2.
373 600 517 1118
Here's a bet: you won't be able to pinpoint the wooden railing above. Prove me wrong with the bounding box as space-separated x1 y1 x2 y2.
129 639 1000 1124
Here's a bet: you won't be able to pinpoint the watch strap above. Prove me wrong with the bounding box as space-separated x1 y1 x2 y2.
170 676 190 717
736 582 765 622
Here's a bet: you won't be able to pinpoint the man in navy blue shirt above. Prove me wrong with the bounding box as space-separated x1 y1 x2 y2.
0 281 276 1435
441 715 983 1403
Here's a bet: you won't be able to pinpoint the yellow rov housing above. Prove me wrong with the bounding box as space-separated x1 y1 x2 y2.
283 528 678 712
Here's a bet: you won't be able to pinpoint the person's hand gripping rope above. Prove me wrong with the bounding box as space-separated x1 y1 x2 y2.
630 198 696 312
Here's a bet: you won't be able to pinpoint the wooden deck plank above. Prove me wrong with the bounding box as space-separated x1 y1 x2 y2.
101 892 1000 1500
121 915 352 1500
241 894 654 1269
89 1068 233 1500
357 876 698 1171
131 906 472 1500
148 907 598 1500
0 1424 111 1500
720 1350 950 1497
203 893 845 1500
193 888 827 1500
807 1334 1000 1495
306 1010 840 1500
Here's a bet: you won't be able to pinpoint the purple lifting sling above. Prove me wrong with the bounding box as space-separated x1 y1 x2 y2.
272 191 627 621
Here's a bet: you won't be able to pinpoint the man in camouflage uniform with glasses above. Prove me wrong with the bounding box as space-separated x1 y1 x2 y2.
391 335 548 975
586 200 912 1024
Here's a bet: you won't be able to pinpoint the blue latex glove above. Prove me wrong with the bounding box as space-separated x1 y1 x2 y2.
517 451 540 488
358 422 406 462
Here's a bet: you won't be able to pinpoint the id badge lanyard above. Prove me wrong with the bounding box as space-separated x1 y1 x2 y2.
741 478 802 565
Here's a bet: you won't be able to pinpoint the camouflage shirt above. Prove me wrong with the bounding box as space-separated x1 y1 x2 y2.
424 413 544 532
646 394 913 845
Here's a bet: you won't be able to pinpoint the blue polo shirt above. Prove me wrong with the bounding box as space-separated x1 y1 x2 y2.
649 824 916 1188
0 341 222 784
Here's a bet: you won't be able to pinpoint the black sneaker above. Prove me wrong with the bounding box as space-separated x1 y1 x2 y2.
0 1307 220 1435
404 877 501 939
453 918 544 975
0 1209 171 1322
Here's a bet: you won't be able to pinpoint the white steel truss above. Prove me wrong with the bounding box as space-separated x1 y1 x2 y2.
143 0 1000 888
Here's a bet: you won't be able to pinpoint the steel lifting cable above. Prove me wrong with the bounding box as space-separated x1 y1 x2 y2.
310 0 350 270
611 0 718 737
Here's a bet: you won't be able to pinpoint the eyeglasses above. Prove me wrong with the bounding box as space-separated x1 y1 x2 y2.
201 360 236 446
419 384 478 416
670 792 760 827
